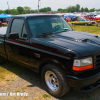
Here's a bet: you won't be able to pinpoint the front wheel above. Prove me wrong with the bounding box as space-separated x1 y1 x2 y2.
41 64 70 97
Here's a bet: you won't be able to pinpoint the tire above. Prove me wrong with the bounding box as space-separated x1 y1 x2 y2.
0 56 5 64
41 64 70 97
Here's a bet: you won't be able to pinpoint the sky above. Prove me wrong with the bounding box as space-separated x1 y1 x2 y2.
0 0 100 11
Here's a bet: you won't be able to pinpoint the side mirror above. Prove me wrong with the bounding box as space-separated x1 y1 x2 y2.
9 32 19 39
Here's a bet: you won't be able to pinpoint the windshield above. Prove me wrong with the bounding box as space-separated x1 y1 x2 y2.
27 16 72 37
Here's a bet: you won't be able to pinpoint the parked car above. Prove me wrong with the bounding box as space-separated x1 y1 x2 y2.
69 16 95 25
84 15 95 20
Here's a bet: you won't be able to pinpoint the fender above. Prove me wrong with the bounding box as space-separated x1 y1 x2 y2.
39 57 68 72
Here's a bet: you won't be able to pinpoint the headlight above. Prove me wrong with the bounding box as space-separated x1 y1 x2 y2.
73 57 93 71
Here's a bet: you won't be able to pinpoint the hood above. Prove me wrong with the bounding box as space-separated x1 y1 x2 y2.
39 31 100 57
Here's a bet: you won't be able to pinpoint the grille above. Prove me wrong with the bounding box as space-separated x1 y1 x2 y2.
95 54 100 68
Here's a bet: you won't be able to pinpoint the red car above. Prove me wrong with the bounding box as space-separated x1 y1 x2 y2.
84 15 95 20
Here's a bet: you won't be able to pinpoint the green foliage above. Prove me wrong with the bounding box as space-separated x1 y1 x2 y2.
81 7 84 12
39 7 51 12
0 4 100 15
24 6 31 14
84 7 89 12
10 9 18 15
43 94 51 98
0 10 4 14
89 8 95 12
57 4 99 13
17 6 24 14
76 4 80 12
3 9 9 14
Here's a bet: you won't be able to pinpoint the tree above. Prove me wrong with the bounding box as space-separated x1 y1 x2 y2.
89 8 95 12
81 7 84 12
17 6 24 14
76 4 80 12
24 6 31 14
39 7 51 12
57 8 63 13
46 7 51 11
30 10 35 13
71 6 76 12
0 10 3 14
3 9 9 14
67 6 72 12
84 7 89 12
10 9 18 15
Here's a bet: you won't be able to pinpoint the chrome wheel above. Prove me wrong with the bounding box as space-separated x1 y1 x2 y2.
45 71 59 91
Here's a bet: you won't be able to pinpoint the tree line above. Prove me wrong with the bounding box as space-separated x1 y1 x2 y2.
0 4 100 15
0 6 51 15
57 4 100 13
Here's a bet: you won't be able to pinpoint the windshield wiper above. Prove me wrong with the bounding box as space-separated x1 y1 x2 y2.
36 32 52 38
60 28 69 32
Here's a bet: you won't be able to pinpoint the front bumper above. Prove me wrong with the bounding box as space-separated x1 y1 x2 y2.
67 71 100 92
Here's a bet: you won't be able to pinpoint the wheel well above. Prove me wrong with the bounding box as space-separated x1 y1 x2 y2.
39 62 67 74
39 62 49 74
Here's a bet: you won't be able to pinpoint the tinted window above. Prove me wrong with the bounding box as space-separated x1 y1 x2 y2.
11 19 24 37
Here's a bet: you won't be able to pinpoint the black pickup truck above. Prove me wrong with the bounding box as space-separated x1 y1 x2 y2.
0 14 100 97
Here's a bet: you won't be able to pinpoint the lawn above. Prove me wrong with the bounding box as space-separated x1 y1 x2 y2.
71 24 100 35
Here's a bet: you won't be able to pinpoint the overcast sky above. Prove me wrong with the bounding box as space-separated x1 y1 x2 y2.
0 0 100 11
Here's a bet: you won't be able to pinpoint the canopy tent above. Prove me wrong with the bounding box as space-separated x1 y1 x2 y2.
0 13 10 19
64 14 76 20
64 14 76 17
96 15 100 18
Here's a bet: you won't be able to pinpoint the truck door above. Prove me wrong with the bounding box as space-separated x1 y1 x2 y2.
5 19 30 67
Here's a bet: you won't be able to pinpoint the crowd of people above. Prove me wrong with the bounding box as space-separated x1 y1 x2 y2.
0 21 2 27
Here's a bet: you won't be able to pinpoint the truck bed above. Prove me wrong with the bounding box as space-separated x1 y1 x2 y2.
0 27 7 37
0 27 7 58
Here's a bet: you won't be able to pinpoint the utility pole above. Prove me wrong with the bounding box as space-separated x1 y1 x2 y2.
38 0 39 13
7 2 9 14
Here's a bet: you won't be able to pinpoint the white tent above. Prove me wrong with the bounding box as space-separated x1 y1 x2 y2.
96 15 100 18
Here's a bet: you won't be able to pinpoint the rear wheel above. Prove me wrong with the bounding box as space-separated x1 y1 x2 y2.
41 64 70 97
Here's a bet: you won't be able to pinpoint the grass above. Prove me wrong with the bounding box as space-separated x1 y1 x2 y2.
21 87 27 91
71 24 100 35
43 94 51 98
15 90 20 93
6 80 10 82
87 98 94 100
7 88 9 90
0 60 30 82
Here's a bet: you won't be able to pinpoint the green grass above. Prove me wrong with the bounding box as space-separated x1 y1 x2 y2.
15 90 20 93
6 80 10 82
87 97 94 100
43 94 51 98
71 24 100 35
7 88 9 90
0 60 30 81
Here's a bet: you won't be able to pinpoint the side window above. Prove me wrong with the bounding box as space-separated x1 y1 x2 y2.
11 19 24 37
22 25 28 38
